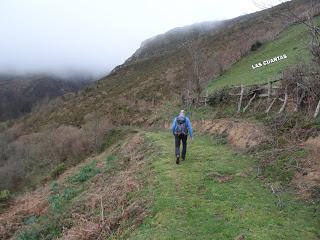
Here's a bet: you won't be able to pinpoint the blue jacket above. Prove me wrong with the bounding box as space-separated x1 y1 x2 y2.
171 116 193 137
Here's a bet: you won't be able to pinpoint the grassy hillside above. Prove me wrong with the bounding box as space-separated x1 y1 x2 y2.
8 0 317 133
207 16 320 91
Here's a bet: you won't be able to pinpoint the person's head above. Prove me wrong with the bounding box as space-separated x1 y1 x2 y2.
178 110 185 117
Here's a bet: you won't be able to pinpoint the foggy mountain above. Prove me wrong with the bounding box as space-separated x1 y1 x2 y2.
0 74 93 121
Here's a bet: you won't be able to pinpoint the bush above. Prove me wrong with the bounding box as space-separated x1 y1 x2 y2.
18 216 64 240
0 113 113 192
105 155 119 172
68 161 100 184
207 87 231 105
262 149 306 184
48 188 78 213
311 186 320 202
251 41 262 51
212 134 228 145
0 189 10 202
23 216 38 225
50 163 67 179
82 113 113 153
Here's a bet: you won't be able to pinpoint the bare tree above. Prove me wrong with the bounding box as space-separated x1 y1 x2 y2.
280 0 320 64
186 39 206 100
305 15 320 65
254 0 320 62
82 113 112 153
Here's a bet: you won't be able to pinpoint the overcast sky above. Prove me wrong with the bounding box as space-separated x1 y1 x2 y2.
0 0 284 77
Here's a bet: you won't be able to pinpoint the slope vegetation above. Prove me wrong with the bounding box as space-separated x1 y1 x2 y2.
14 0 320 131
2 130 318 239
1 2 320 239
207 15 320 91
0 74 91 121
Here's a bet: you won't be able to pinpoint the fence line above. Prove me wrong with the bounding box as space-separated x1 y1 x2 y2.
185 79 320 118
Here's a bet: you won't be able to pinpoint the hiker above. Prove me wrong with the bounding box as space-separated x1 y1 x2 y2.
171 110 193 164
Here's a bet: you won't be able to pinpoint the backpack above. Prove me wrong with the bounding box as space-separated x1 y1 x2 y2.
175 116 188 135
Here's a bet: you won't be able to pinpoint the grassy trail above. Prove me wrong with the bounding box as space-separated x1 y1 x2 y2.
125 131 319 240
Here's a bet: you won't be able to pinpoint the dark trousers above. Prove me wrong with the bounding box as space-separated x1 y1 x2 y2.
175 134 188 159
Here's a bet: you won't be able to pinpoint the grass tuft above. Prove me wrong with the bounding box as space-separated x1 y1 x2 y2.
68 161 100 184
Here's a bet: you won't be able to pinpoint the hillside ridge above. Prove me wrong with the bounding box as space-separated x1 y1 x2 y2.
0 74 91 121
16 0 320 132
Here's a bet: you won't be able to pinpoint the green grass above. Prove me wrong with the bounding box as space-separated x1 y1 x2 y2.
125 132 319 240
50 163 67 179
17 161 101 240
207 16 320 92
15 146 141 240
262 148 308 184
67 160 100 184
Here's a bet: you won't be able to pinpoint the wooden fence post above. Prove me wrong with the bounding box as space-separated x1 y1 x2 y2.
205 90 208 106
267 81 272 102
265 98 277 113
314 98 320 118
237 84 244 113
279 87 288 114
243 93 256 113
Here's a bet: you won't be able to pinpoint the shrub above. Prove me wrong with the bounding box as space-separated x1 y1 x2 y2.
262 149 306 184
48 188 78 213
105 155 118 172
250 41 262 51
0 189 10 202
282 63 320 114
68 161 100 184
0 114 113 192
23 216 38 225
212 134 228 145
82 113 113 153
311 186 320 202
50 163 67 179
18 216 64 240
207 87 231 105
47 125 85 163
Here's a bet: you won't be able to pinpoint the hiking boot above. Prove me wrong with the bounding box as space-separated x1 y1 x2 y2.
181 158 185 161
176 156 180 164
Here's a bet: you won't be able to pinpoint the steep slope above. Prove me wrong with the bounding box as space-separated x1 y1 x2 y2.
0 74 91 121
124 20 226 63
0 130 151 239
207 15 320 91
15 0 320 132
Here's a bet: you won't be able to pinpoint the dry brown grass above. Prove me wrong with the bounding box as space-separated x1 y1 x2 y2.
59 134 153 239
0 151 102 239
0 114 113 191
190 118 271 150
0 186 49 239
293 136 320 198
0 132 154 239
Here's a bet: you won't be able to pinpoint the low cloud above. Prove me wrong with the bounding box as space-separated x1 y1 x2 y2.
0 0 278 77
